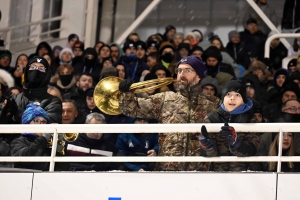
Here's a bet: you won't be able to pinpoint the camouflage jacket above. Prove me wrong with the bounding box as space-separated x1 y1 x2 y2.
201 107 261 171
119 83 221 171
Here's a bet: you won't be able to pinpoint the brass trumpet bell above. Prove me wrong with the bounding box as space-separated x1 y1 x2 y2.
63 133 79 142
94 76 177 115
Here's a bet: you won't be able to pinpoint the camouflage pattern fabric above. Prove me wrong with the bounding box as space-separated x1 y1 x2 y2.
119 84 221 171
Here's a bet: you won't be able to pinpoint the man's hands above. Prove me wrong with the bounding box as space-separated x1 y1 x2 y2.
119 79 134 92
147 149 156 156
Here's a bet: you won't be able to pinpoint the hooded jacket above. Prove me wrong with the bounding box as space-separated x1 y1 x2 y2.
8 57 62 124
35 42 52 57
119 83 221 171
281 0 300 29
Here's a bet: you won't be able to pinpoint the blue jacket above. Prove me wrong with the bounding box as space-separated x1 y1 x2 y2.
116 133 158 171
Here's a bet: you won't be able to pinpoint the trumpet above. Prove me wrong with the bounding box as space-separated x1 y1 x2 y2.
94 76 178 115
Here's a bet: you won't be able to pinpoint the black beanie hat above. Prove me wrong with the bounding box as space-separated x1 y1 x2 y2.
287 59 297 68
221 80 247 103
202 46 222 62
27 56 50 69
146 40 158 49
191 46 203 53
136 40 147 51
144 73 158 81
73 41 85 51
281 81 300 98
178 43 190 51
123 40 137 52
246 18 258 25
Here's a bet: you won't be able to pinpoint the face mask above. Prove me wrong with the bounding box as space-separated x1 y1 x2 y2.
27 70 46 88
84 58 96 67
278 112 300 122
59 74 73 86
161 53 174 63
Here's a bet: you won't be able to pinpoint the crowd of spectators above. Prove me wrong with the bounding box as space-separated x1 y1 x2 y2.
0 0 300 172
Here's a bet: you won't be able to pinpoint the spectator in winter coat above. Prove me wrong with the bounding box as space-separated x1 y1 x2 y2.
13 54 28 88
225 31 251 69
239 18 267 61
118 56 221 171
110 43 123 65
62 99 85 124
268 31 288 71
0 56 62 124
116 118 158 172
10 103 68 171
66 113 124 171
59 48 74 65
66 33 79 49
287 58 298 73
176 43 190 60
172 32 184 50
200 77 219 97
162 25 176 42
200 80 260 171
190 46 204 59
202 46 236 78
34 41 52 57
242 0 278 35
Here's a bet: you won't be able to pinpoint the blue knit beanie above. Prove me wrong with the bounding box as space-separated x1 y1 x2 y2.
22 103 49 124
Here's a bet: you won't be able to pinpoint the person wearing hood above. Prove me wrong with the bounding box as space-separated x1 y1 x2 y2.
239 18 267 61
162 25 176 42
35 41 52 57
176 43 190 60
200 77 219 97
0 50 15 97
268 31 288 71
263 80 300 122
118 56 221 171
202 46 236 79
110 42 123 65
157 41 177 76
265 68 289 104
0 56 62 124
66 113 124 171
116 118 158 172
209 33 240 78
98 44 111 67
75 47 101 83
199 80 260 171
118 40 148 83
10 103 68 171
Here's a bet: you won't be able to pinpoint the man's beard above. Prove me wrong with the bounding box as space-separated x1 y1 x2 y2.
177 77 197 90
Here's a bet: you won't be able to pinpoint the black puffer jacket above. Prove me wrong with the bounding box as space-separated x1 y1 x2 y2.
225 42 251 69
10 135 69 171
281 0 300 29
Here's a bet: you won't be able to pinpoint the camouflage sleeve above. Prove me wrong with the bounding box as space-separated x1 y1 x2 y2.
229 132 261 157
119 91 166 119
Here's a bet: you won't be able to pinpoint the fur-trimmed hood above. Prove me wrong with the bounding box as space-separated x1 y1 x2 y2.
0 68 14 87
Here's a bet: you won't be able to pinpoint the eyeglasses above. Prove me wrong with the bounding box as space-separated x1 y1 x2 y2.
29 64 46 72
283 106 300 112
32 119 48 124
175 68 195 74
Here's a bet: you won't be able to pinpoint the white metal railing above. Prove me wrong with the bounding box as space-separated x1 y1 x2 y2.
0 123 299 172
264 33 300 58
0 16 65 50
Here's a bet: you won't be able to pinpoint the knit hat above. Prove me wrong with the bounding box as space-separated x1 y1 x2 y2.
0 50 12 60
191 29 203 42
176 56 206 79
246 18 258 25
84 87 94 97
186 32 196 40
191 46 203 53
123 40 137 52
228 30 239 41
59 48 75 60
136 40 147 51
288 59 297 68
243 74 260 92
53 45 63 54
151 64 171 77
165 25 176 33
200 77 219 95
68 33 79 42
158 41 175 55
146 40 158 49
274 68 289 84
27 56 49 69
22 103 49 124
202 46 222 62
178 43 190 51
215 72 234 92
281 81 300 98
73 41 85 51
221 80 247 103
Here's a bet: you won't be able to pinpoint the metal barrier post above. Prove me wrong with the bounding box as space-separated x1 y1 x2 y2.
277 128 283 172
49 129 58 172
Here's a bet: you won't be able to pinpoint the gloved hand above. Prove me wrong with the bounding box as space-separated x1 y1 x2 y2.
199 125 214 150
0 94 18 122
119 79 134 92
220 123 241 149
